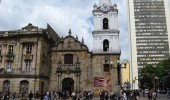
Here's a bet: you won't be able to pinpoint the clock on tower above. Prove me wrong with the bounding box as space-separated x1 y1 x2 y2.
100 3 110 12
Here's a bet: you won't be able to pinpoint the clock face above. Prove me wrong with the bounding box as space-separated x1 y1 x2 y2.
101 3 110 12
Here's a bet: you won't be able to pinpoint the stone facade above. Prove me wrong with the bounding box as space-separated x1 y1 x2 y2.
0 23 60 94
0 0 121 95
0 24 120 95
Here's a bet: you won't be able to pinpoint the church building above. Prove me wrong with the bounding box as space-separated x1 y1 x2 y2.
0 0 120 95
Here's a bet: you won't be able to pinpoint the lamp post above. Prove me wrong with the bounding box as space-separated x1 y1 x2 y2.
75 60 81 92
154 77 159 90
56 62 62 91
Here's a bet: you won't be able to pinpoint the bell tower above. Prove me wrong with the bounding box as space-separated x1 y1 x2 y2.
92 0 120 54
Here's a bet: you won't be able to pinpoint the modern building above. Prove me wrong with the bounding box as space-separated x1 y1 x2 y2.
0 0 121 95
127 0 170 89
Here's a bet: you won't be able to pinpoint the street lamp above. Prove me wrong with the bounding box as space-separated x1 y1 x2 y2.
56 62 62 91
154 77 159 90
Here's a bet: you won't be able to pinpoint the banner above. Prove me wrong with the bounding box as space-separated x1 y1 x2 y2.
94 77 111 87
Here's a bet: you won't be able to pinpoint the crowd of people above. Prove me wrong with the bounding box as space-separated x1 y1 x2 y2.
99 90 140 100
0 89 142 100
0 90 94 100
0 89 169 100
40 90 93 100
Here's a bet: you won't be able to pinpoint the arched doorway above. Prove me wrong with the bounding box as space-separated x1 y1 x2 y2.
20 80 29 94
62 78 74 93
3 80 10 93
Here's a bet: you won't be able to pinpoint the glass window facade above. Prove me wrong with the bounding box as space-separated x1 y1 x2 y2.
133 0 169 67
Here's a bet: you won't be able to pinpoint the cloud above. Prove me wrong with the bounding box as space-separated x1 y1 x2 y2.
0 0 169 61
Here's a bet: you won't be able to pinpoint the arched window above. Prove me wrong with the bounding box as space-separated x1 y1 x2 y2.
3 80 10 92
64 54 73 64
20 80 29 94
103 39 109 52
103 18 109 29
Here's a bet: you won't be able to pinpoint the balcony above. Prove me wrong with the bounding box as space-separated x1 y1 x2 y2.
23 54 33 60
0 69 37 78
5 52 14 61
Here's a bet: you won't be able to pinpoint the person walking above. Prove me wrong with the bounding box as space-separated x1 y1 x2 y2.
148 89 152 100
152 90 157 100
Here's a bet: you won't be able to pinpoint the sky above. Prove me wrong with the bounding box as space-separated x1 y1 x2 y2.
0 0 170 61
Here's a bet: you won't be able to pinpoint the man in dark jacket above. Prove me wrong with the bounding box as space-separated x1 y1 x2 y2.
28 91 33 100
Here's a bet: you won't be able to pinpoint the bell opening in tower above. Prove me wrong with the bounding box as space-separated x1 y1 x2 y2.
103 39 109 52
103 18 109 29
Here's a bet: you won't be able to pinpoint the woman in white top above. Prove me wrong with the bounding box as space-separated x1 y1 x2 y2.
122 92 127 100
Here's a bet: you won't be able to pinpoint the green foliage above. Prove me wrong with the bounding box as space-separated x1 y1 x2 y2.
140 57 170 89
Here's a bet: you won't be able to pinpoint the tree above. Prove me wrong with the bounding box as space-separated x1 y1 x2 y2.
157 58 170 89
140 65 156 89
140 58 170 89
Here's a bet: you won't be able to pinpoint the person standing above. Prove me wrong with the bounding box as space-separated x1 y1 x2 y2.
43 93 49 100
0 91 2 100
12 92 16 100
71 91 76 100
28 91 33 100
122 92 127 100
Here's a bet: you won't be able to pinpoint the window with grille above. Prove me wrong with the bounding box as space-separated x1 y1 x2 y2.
26 44 32 54
64 54 73 64
24 59 31 71
8 45 13 54
6 61 12 72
